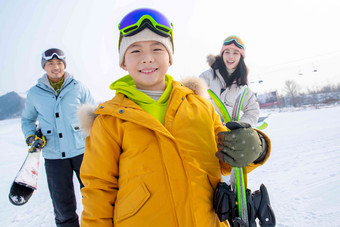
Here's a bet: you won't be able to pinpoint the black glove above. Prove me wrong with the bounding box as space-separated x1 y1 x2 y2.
25 135 35 146
216 121 267 167
26 134 46 151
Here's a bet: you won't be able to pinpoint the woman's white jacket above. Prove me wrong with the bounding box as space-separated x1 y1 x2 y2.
199 68 260 126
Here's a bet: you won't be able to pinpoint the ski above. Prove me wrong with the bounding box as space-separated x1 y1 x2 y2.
256 114 271 130
209 86 276 226
208 85 249 226
230 86 249 226
9 129 44 206
256 121 268 130
257 114 271 124
207 89 231 123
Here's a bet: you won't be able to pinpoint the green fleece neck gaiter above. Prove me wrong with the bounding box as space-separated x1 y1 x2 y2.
110 74 173 124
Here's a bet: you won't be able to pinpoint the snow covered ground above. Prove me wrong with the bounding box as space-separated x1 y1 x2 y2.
1 105 340 226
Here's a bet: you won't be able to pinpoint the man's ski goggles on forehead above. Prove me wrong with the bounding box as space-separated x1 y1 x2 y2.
42 48 65 61
118 8 173 37
223 37 245 49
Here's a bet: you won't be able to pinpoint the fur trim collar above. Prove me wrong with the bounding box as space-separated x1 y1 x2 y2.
180 76 208 99
207 54 218 67
77 77 209 136
77 104 98 136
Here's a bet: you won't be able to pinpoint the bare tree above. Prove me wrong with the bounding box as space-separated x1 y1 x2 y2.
284 80 300 97
283 80 301 106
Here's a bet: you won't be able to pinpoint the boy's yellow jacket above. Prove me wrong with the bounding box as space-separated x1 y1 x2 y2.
80 78 271 227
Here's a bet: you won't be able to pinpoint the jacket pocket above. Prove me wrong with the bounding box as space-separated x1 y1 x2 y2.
115 182 151 222
72 124 85 149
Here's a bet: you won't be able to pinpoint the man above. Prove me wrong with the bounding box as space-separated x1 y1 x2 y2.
21 48 94 227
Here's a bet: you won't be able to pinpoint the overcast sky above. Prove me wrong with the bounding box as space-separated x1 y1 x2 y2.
1 0 340 101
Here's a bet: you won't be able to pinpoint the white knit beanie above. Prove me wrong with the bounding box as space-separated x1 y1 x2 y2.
119 28 173 67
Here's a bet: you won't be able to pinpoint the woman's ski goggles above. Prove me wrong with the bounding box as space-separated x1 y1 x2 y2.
118 8 173 38
42 48 65 61
223 36 245 49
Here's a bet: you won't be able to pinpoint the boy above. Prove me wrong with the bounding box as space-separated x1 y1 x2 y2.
79 8 270 227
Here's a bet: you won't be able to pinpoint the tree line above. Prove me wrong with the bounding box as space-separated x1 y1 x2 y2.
278 80 340 108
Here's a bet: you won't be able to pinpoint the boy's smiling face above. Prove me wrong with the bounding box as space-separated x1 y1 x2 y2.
122 40 170 91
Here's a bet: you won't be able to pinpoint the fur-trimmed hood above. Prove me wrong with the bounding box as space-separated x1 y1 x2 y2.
207 54 219 67
77 77 209 136
77 103 99 136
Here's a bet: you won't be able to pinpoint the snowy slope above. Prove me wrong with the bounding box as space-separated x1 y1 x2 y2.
0 119 82 227
1 106 340 226
247 105 340 226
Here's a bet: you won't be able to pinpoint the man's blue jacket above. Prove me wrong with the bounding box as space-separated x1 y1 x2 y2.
21 72 95 159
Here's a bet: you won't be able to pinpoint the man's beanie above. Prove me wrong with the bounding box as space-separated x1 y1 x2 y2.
220 35 245 58
118 28 173 67
41 48 67 69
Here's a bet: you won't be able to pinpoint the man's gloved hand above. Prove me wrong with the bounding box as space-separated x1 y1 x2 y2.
216 121 267 167
25 135 35 146
26 135 46 149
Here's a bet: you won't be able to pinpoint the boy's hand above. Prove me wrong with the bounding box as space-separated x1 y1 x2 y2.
216 121 267 167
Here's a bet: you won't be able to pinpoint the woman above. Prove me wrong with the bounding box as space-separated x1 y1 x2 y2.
199 35 260 126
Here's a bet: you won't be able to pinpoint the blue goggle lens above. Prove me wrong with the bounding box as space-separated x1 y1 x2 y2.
118 8 173 36
223 37 245 49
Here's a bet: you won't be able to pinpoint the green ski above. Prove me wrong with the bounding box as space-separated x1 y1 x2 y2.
230 86 249 226
208 86 249 226
207 89 231 123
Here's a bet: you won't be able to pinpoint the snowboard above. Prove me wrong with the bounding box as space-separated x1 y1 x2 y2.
256 114 271 130
258 114 271 124
9 130 43 206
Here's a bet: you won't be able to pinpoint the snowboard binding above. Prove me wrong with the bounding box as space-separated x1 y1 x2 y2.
213 182 276 227
213 182 236 222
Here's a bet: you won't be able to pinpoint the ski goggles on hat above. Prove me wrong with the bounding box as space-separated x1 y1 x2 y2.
223 36 245 49
42 48 65 60
118 8 173 38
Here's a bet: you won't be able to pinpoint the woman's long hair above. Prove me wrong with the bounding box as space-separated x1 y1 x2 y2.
211 55 248 88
